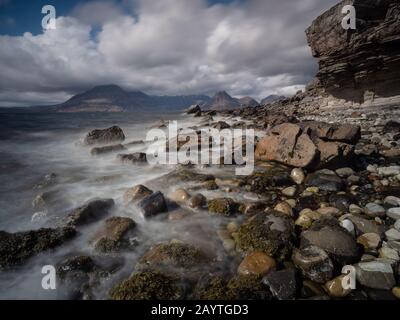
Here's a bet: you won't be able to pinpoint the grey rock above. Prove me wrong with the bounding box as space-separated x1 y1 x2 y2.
137 191 167 218
292 245 333 283
355 260 396 290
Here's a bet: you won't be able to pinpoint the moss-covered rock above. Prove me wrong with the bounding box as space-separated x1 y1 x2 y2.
109 270 184 300
226 275 272 300
137 242 209 271
194 274 272 300
0 227 76 270
90 217 137 253
204 180 219 190
244 166 292 194
208 198 237 216
147 168 215 189
236 211 296 261
193 276 229 300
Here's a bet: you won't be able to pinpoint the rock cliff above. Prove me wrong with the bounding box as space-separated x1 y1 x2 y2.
305 0 400 105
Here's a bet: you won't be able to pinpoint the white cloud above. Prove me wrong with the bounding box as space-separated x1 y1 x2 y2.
0 0 339 106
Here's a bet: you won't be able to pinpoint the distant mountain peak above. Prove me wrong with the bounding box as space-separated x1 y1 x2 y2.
54 85 211 113
88 84 125 93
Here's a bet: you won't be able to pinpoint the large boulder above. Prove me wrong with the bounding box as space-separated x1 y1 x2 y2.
84 126 125 146
255 121 360 169
0 227 76 270
255 123 318 168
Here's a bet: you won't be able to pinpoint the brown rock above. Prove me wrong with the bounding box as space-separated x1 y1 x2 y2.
238 251 277 276
123 185 153 205
255 123 318 168
90 217 136 253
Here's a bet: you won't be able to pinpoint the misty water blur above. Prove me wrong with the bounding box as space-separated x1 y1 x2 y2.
0 111 246 299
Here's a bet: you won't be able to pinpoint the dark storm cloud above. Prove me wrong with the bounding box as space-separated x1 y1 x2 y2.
0 0 339 106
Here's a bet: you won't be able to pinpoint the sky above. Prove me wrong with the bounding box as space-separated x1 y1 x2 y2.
0 0 339 107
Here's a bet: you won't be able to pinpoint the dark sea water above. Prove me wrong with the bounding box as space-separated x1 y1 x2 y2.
0 111 221 299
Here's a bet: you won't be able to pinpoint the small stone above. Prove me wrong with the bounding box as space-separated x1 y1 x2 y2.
335 167 354 178
188 193 206 209
317 207 340 217
366 165 377 173
381 179 390 187
394 220 400 231
274 202 293 217
347 175 360 185
238 251 277 276
324 275 352 298
355 260 396 290
340 220 355 236
392 287 400 299
282 186 296 197
223 239 236 252
291 168 305 185
295 215 313 229
357 233 381 250
292 246 333 284
306 187 319 193
169 188 190 204
285 199 297 208
378 166 400 177
387 207 400 220
384 196 400 207
349 204 363 214
379 247 399 261
365 203 386 218
227 221 239 233
385 229 400 241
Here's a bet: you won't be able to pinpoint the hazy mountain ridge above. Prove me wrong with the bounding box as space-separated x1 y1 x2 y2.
0 85 265 112
56 85 212 113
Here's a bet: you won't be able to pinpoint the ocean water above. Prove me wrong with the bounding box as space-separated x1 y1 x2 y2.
0 111 236 299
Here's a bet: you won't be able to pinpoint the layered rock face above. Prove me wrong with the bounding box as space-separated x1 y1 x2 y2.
306 0 400 105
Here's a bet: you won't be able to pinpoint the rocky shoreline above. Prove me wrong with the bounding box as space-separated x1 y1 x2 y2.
1 102 400 300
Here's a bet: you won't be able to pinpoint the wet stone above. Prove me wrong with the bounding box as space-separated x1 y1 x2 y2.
137 191 168 218
292 246 334 284
237 251 277 276
262 268 298 300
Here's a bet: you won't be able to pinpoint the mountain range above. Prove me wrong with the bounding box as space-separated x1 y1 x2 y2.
0 85 286 112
